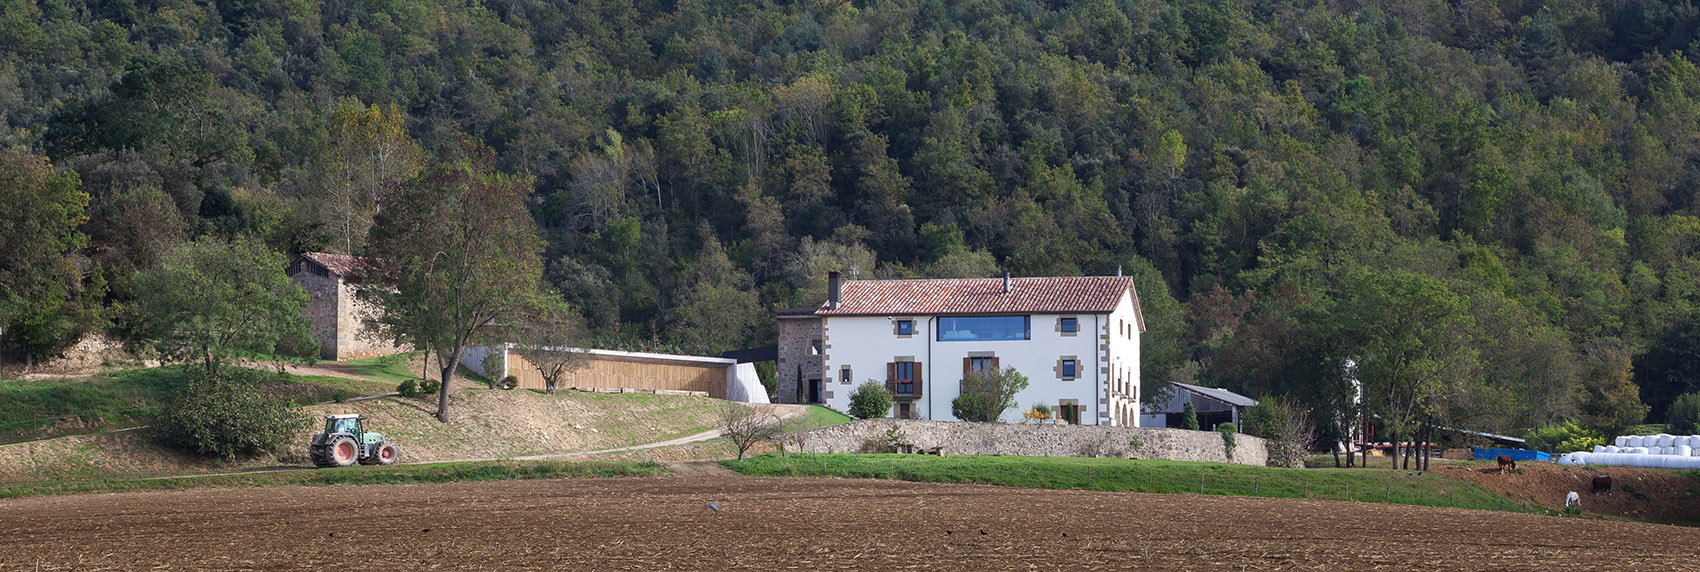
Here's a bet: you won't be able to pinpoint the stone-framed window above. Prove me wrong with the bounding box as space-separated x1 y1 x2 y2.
810 339 823 355
1054 356 1080 380
1057 316 1078 336
894 319 915 337
841 364 853 385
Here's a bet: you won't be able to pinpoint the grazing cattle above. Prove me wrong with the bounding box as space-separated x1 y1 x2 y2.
1565 491 1580 508
1496 455 1517 473
1592 476 1613 494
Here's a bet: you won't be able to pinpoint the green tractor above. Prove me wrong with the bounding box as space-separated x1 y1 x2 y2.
310 414 400 468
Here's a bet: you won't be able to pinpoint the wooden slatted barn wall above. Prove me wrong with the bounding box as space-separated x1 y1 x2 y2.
506 352 728 398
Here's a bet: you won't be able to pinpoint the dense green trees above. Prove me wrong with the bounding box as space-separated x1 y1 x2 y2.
3 0 1700 439
130 237 313 378
0 148 93 367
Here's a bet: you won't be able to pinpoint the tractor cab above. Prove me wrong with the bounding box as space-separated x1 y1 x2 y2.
327 415 361 436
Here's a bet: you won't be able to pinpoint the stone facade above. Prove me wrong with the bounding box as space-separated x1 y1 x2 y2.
775 314 823 404
788 419 1280 467
288 254 406 361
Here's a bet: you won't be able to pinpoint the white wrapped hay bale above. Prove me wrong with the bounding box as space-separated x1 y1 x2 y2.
1627 436 1644 448
1677 446 1693 457
1616 436 1629 447
1657 434 1675 448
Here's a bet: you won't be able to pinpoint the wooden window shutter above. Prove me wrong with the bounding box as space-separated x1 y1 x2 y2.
962 358 971 380
913 363 922 385
887 362 897 382
991 357 1000 371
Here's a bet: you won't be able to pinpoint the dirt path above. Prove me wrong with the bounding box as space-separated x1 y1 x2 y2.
3 476 1696 571
511 403 809 461
665 460 737 477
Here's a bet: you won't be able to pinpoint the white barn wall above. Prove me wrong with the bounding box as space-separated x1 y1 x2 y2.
821 314 1110 424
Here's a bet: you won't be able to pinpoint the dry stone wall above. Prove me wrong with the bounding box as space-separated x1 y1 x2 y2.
791 419 1275 466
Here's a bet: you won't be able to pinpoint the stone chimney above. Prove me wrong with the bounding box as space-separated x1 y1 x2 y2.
828 271 842 309
1003 271 1011 293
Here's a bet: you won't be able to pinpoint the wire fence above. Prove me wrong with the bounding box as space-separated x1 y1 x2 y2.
769 454 1540 514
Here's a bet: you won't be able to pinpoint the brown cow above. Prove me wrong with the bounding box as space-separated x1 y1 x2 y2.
1592 476 1613 494
1496 455 1517 473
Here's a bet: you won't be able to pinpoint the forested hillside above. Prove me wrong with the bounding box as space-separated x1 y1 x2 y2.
4 0 1700 440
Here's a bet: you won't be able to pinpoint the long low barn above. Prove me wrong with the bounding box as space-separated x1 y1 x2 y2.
461 346 768 403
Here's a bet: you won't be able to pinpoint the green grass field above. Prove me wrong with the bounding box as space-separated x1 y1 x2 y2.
0 459 669 499
333 352 426 384
0 366 395 444
724 454 1538 513
796 406 854 430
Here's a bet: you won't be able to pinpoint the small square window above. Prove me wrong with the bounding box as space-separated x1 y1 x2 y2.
897 320 914 336
1062 359 1077 378
1060 317 1077 333
810 340 823 355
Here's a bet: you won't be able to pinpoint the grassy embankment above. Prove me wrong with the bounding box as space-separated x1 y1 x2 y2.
0 459 668 499
724 454 1538 513
0 366 395 444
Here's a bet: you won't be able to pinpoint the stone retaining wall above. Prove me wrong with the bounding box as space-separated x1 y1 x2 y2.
790 419 1275 466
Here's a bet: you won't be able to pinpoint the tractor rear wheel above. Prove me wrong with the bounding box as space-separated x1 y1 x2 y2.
310 443 335 468
316 436 358 467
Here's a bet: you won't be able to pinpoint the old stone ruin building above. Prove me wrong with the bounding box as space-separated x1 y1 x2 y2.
287 252 406 361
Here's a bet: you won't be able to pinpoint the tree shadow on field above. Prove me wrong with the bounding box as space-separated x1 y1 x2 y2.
389 396 438 417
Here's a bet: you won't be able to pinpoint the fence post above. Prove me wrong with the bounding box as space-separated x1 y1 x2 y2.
1345 483 1350 502
1199 468 1205 494
1253 476 1258 495
1303 482 1307 498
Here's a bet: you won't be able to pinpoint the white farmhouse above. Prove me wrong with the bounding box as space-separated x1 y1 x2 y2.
776 272 1145 425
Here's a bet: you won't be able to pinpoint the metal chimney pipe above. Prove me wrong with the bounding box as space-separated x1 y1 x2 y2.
828 271 842 309
1116 265 1123 277
1003 271 1011 293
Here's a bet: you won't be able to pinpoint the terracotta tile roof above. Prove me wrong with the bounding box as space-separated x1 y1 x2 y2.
294 252 365 277
812 276 1144 330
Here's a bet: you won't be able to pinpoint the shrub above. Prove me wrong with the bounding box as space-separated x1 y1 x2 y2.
397 379 420 398
420 379 441 394
950 366 1029 422
1181 401 1199 430
480 352 505 388
1669 392 1700 435
1219 422 1238 458
848 380 895 419
153 368 308 460
499 375 518 390
1524 421 1607 453
1243 396 1315 468
882 423 909 452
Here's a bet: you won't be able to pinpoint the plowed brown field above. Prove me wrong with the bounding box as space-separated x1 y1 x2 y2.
2 477 1697 571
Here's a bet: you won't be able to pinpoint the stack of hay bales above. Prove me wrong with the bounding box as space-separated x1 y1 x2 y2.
1557 434 1700 468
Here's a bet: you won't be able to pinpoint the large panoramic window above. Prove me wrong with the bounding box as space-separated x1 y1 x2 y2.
937 316 1030 341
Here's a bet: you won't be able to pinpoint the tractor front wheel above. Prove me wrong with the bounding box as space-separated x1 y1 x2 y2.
374 442 399 465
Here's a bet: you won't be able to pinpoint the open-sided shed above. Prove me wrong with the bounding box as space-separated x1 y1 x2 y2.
1140 382 1258 430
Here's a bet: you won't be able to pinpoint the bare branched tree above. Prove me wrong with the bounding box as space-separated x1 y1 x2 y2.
721 402 783 461
514 298 588 395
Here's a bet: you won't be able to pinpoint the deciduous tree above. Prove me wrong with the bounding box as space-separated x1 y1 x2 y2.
131 237 313 378
362 139 546 423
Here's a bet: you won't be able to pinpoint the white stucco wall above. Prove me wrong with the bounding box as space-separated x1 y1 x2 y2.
1105 289 1142 427
819 314 1112 424
726 362 769 403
